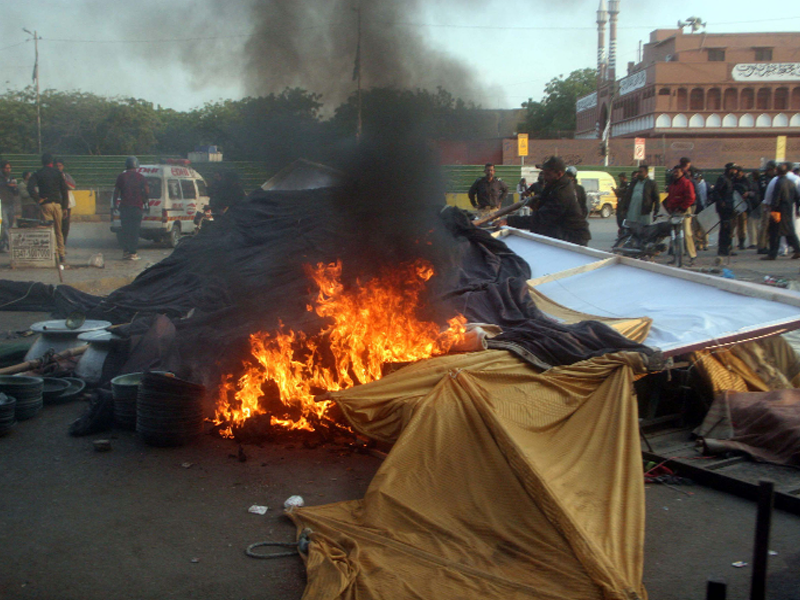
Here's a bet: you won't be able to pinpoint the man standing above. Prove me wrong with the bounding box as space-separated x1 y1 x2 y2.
113 156 149 261
664 164 697 264
500 156 590 246
619 164 660 227
468 163 508 217
692 171 709 251
19 171 38 220
712 163 740 257
565 166 588 218
27 153 69 264
0 161 19 252
756 161 778 254
762 163 800 261
55 158 77 245
613 172 629 233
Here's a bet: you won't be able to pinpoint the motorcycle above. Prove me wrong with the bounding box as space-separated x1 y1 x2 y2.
611 214 687 263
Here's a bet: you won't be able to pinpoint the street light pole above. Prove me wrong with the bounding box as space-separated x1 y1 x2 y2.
23 28 42 154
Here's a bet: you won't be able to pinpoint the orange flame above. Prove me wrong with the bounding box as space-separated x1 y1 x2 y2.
214 259 466 435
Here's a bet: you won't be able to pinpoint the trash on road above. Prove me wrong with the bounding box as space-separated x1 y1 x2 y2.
248 505 269 515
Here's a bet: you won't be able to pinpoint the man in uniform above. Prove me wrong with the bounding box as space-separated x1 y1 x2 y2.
468 163 508 217
27 153 69 264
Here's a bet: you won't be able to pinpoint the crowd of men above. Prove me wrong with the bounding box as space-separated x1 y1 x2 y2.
469 156 800 267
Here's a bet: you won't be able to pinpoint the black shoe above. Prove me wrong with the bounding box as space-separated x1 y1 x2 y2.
747 245 757 249
738 243 746 250
761 255 776 261
757 248 769 254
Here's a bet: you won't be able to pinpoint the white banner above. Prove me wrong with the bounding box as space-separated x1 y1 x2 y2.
576 92 597 112
618 70 646 96
732 63 800 81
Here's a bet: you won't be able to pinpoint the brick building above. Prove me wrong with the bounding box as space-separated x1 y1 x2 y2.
576 21 800 141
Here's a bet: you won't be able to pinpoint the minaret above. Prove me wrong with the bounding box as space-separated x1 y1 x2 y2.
608 0 620 82
596 0 608 83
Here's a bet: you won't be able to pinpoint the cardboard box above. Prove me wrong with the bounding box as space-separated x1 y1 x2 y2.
10 227 57 268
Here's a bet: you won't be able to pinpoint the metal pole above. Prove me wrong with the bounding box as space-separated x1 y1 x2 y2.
750 480 774 600
34 31 41 155
355 7 362 144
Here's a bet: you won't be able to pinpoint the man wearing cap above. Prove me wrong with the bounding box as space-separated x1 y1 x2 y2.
500 156 590 246
468 163 509 217
27 153 69 264
711 163 741 257
565 166 588 218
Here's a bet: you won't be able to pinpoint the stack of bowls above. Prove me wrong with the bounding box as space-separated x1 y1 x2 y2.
0 375 44 421
111 372 143 431
136 372 206 447
0 393 16 435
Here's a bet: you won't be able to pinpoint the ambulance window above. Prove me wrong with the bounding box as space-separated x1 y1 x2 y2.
146 177 161 199
180 179 197 199
168 179 181 200
195 179 208 196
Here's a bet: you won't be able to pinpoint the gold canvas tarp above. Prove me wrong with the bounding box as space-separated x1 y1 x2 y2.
290 350 649 600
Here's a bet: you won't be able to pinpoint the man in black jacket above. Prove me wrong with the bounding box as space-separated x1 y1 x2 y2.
762 163 800 261
500 156 590 246
468 164 508 216
711 163 741 257
27 153 69 264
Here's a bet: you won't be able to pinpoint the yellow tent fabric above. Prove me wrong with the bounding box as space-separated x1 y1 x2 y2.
290 350 648 600
527 286 653 344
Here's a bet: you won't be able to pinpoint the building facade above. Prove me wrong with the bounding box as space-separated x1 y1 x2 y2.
576 26 800 140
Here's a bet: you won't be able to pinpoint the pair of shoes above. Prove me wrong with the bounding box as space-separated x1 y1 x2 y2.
126 253 141 261
757 248 769 254
738 243 746 250
792 253 800 260
761 255 776 261
747 245 757 249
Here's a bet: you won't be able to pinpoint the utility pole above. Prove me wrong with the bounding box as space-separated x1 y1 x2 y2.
23 28 42 154
355 7 362 143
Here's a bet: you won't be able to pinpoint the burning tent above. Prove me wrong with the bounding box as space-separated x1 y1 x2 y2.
0 144 660 597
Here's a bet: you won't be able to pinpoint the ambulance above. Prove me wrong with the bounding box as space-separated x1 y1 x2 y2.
110 159 210 247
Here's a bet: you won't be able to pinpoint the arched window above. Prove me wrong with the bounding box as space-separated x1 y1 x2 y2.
741 88 755 110
707 88 721 111
722 113 738 127
739 114 755 127
706 114 722 127
659 88 670 95
656 114 672 128
690 88 705 111
689 114 705 128
775 88 789 110
755 113 772 127
676 88 688 111
673 114 688 127
756 88 771 110
723 88 738 111
792 88 800 110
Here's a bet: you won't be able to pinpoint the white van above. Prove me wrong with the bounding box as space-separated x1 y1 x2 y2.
110 160 210 247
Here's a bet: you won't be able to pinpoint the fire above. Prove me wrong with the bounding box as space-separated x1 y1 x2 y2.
214 259 467 435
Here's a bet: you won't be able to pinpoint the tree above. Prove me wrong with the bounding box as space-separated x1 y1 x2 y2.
519 68 596 139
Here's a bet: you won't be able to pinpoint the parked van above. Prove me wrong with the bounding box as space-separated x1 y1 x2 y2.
576 171 618 218
110 160 209 247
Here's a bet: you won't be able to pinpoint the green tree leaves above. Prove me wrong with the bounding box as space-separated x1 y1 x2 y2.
519 68 596 139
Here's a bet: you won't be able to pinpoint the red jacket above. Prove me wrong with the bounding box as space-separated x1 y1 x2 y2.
665 175 696 212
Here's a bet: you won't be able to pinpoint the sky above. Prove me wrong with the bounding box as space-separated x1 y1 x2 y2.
2 0 800 115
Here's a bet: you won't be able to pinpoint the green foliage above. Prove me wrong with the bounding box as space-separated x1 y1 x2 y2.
519 68 596 139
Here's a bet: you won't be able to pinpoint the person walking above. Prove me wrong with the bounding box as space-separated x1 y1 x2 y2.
27 153 69 264
664 164 697 264
55 158 77 245
762 163 800 261
0 160 20 252
113 156 150 261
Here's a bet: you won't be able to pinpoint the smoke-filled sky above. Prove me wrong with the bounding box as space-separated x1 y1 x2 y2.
2 0 799 113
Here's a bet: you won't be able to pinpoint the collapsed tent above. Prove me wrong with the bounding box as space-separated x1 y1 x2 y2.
292 350 650 600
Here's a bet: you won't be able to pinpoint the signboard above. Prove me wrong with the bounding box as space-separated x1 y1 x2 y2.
576 92 598 112
777 135 787 162
10 227 56 268
733 63 800 82
517 133 529 157
633 138 646 161
618 70 647 96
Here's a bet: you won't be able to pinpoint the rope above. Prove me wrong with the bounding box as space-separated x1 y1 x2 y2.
245 528 312 559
